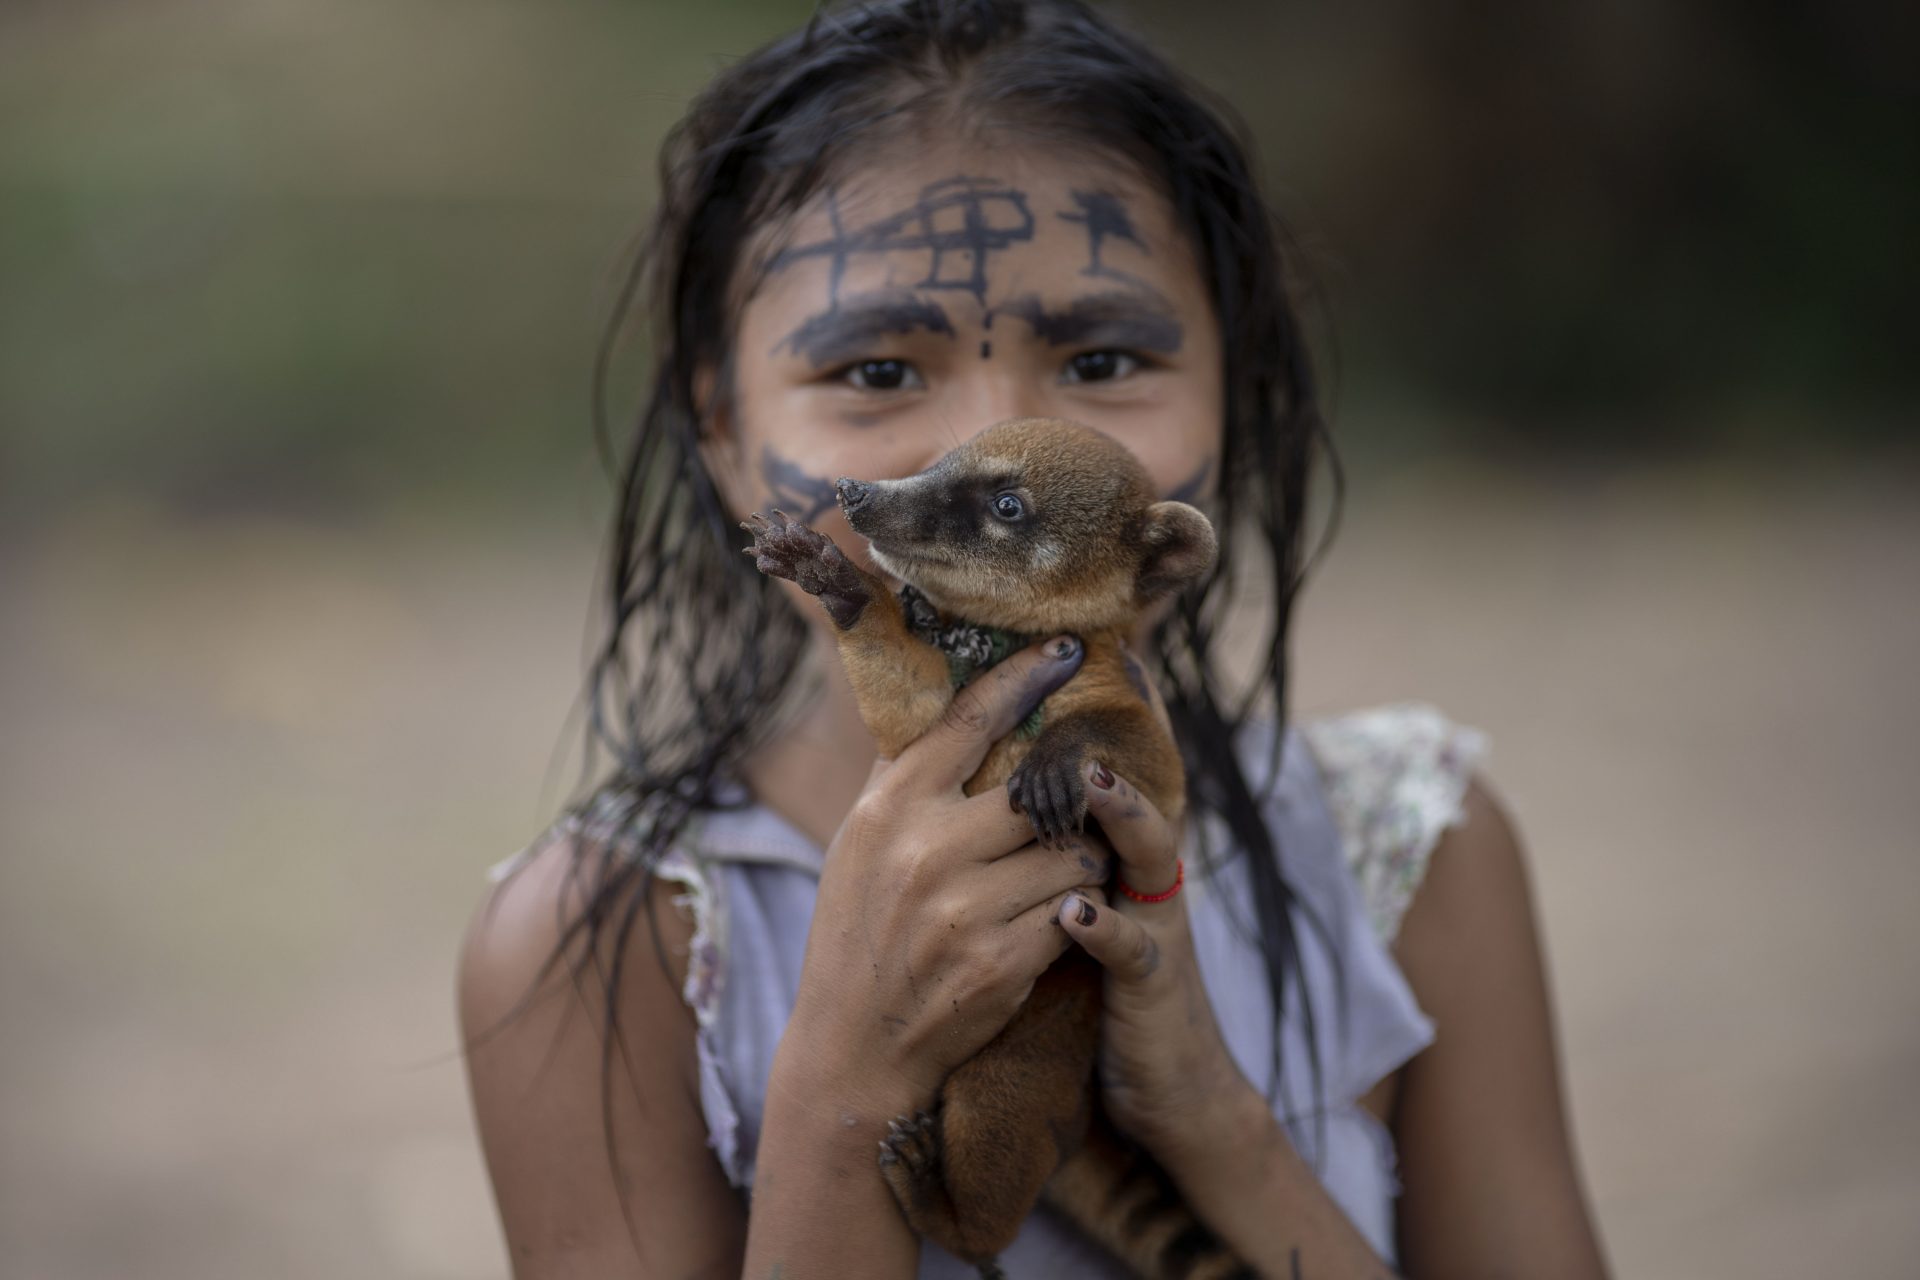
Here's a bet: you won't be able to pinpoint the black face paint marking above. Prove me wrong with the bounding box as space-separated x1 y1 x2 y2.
769 177 1035 307
1057 189 1147 283
759 445 838 522
979 340 991 359
1119 643 1153 705
995 289 1185 354
775 288 954 367
1165 457 1213 504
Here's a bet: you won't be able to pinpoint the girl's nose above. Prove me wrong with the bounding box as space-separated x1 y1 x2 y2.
944 373 1059 444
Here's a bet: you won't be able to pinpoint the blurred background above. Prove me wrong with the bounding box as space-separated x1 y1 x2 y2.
1 1 1914 1276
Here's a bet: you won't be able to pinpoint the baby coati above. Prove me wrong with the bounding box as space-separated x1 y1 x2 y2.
743 418 1253 1280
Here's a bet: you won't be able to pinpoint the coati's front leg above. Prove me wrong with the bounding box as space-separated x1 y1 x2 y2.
742 510 954 756
1004 700 1184 845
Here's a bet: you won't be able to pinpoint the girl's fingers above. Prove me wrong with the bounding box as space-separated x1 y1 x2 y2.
950 786 1112 867
1058 889 1164 983
1081 762 1181 905
903 636 1083 792
971 828 1113 918
1003 887 1096 972
952 787 1062 857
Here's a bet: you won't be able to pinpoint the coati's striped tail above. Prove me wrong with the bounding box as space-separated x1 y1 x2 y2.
1045 1109 1257 1280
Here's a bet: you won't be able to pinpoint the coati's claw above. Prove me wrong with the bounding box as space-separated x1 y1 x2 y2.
878 1108 942 1179
1007 743 1088 848
740 509 873 628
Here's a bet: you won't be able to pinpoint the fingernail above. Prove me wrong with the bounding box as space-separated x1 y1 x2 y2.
1076 898 1098 928
1089 762 1115 790
1024 637 1083 715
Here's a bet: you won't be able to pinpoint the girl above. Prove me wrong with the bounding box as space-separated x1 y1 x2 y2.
460 2 1609 1276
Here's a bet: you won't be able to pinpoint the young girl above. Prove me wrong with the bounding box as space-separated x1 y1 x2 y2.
460 2 1609 1276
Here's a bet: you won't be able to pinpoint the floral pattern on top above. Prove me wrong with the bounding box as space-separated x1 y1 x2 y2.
1299 704 1488 944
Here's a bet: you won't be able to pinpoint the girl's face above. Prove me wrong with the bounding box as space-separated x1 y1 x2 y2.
710 144 1224 600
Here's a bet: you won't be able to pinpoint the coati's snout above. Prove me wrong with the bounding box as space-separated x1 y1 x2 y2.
834 476 873 516
833 474 920 550
835 418 1218 635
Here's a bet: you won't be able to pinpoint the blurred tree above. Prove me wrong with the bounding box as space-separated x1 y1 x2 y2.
1 0 1911 524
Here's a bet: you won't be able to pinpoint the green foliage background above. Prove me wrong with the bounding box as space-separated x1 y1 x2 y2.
2 0 1912 525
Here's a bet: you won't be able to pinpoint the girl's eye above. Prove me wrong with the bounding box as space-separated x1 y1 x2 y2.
992 492 1025 521
841 358 922 392
1063 350 1140 384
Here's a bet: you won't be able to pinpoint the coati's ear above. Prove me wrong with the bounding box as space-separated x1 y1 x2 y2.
1135 501 1218 603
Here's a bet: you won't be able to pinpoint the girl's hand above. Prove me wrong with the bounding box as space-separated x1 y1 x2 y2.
775 635 1111 1115
1057 764 1248 1162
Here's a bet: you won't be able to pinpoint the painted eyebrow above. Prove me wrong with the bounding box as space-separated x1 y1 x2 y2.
995 288 1185 354
776 289 956 368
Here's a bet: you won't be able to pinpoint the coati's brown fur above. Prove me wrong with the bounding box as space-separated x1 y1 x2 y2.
744 419 1252 1279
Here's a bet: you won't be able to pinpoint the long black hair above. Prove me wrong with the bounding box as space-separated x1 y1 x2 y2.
540 0 1342 1187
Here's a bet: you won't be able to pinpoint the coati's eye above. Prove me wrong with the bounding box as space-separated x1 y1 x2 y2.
1063 350 1140 384
841 359 922 392
991 492 1026 522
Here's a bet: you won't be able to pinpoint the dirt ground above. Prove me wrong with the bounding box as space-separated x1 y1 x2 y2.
2 457 1915 1279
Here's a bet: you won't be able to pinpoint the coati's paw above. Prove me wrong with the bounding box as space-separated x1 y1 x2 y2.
739 510 871 628
1007 738 1089 847
883 1108 1022 1268
739 509 835 585
879 1110 949 1231
878 1109 942 1181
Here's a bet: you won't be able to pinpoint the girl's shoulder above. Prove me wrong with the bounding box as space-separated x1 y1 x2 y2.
1294 703 1488 945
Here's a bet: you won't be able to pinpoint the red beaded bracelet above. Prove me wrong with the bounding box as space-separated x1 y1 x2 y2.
1115 858 1183 904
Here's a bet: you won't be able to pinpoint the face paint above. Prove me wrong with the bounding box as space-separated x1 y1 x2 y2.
767 177 1037 308
992 290 1185 354
1119 640 1154 704
1165 457 1214 504
759 444 840 522
777 288 956 367
1058 189 1148 286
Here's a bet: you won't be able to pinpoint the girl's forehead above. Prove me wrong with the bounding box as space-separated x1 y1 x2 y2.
745 149 1200 317
813 150 1178 245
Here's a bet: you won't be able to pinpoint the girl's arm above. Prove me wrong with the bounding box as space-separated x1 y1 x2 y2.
1059 770 1400 1277
1388 781 1610 1278
1059 768 1608 1278
463 637 1100 1280
459 842 747 1280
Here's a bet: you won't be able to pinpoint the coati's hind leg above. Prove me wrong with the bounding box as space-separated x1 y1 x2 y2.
876 1109 1010 1280
881 954 1103 1266
874 1109 1014 1280
1046 1109 1256 1280
878 1110 962 1242
741 510 953 755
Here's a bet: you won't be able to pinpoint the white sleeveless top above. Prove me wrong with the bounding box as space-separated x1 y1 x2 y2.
497 703 1484 1274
